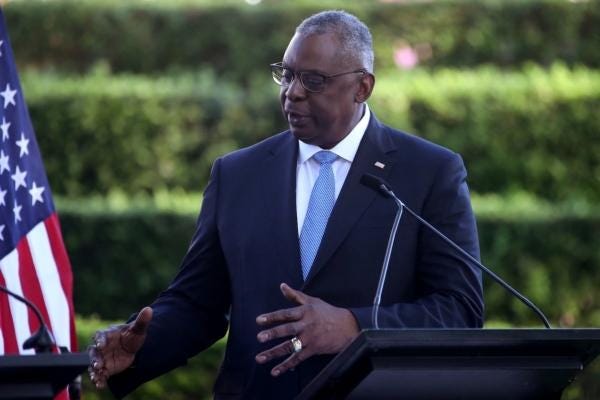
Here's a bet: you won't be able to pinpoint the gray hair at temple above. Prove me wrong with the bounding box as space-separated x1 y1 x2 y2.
295 10 375 73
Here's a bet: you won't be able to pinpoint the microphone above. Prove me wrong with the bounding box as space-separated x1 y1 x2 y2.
360 175 404 329
360 173 552 329
0 284 56 353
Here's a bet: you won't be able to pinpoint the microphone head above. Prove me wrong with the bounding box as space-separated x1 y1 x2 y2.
23 325 55 353
360 173 390 197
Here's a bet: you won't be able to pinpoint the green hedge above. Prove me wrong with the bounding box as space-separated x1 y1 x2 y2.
76 315 224 400
75 314 600 400
21 65 600 201
4 0 600 78
371 65 600 202
74 314 600 399
59 194 600 329
23 68 278 196
68 189 600 400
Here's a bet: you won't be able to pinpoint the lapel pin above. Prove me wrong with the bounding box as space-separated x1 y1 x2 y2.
374 161 385 169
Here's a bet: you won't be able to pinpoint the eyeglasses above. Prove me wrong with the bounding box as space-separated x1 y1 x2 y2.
270 62 367 93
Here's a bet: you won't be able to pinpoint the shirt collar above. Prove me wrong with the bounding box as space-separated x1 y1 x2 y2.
298 104 371 164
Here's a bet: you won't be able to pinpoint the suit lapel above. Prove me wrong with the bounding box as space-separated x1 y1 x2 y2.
303 116 397 287
262 132 304 286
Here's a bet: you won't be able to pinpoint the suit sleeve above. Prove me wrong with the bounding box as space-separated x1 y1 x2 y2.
349 153 484 328
108 158 231 398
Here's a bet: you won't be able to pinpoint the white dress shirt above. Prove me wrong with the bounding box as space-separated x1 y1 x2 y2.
296 105 371 235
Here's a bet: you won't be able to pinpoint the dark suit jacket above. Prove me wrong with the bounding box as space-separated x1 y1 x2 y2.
108 114 484 399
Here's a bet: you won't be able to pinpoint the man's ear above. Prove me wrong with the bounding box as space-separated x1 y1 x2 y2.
355 73 375 103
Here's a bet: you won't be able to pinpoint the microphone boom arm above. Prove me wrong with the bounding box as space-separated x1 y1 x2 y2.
0 284 56 352
361 173 551 329
400 202 552 329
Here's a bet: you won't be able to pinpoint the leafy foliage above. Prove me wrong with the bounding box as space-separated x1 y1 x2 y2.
60 195 600 328
21 66 600 201
70 191 600 398
75 311 600 400
4 0 600 78
76 315 224 400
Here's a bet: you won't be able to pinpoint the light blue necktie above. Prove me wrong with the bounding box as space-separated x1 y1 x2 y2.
299 150 337 280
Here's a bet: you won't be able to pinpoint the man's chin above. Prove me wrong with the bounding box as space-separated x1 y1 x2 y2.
290 128 317 144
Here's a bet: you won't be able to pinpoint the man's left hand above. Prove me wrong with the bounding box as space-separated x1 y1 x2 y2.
255 283 359 377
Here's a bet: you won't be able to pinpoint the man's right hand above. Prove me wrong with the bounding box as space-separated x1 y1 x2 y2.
88 306 153 389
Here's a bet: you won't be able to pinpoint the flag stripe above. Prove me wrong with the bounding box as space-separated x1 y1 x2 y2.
0 272 18 354
28 221 71 349
55 390 69 400
0 307 4 354
45 214 76 350
17 238 49 335
0 249 34 355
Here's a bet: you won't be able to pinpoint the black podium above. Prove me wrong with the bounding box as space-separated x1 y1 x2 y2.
0 352 89 400
297 329 600 400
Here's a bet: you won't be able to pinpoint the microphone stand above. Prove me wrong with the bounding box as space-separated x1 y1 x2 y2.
0 285 56 352
372 194 403 329
362 173 551 329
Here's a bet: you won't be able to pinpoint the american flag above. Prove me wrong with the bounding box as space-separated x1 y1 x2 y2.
0 5 77 377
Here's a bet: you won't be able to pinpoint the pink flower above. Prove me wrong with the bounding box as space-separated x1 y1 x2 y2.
394 46 419 70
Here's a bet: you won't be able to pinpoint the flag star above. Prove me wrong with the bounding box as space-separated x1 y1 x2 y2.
1 83 17 109
0 117 9 141
0 225 4 241
16 132 29 157
13 201 22 223
0 186 6 206
0 150 9 174
29 182 45 206
11 165 27 191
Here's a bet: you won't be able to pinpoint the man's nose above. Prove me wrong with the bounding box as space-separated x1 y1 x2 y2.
284 76 307 101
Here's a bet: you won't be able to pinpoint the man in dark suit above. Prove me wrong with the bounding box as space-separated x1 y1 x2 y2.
89 10 483 399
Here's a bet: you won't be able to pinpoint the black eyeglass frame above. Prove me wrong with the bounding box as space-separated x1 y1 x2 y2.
270 62 368 93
